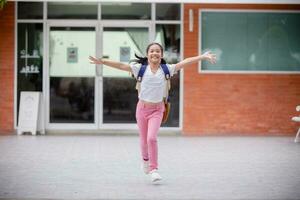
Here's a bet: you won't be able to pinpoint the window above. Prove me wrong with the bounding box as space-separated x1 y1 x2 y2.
156 3 181 21
17 23 43 124
16 3 182 127
18 2 43 19
48 2 98 19
155 24 181 127
200 11 300 72
101 3 151 20
49 27 96 77
102 27 149 123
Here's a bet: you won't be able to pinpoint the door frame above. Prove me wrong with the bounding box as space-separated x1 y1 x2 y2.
44 20 180 131
45 20 154 130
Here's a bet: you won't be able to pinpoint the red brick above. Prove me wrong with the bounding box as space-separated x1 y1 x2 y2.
0 2 15 134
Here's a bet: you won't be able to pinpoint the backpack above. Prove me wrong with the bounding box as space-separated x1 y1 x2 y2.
135 63 171 123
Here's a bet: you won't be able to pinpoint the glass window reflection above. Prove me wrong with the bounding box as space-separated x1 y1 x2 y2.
156 4 181 21
17 23 43 125
50 77 95 123
18 2 43 19
49 27 96 123
49 27 95 77
156 24 181 127
102 3 151 20
102 27 148 123
48 2 98 19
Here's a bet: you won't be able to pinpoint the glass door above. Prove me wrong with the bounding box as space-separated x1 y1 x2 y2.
46 23 97 129
100 25 150 127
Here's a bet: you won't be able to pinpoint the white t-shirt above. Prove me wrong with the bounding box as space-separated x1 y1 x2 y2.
130 63 177 103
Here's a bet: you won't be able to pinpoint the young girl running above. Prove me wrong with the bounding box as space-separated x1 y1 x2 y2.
89 42 216 182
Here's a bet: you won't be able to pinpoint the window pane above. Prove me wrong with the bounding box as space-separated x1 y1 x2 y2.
49 27 96 77
155 24 180 127
101 3 151 20
50 77 94 123
49 27 96 123
18 2 43 19
103 27 149 77
17 23 43 125
156 3 180 20
48 2 97 19
103 78 138 123
155 24 181 64
102 27 148 123
201 12 300 71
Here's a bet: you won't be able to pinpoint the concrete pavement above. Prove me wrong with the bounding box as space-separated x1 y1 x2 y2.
0 134 299 200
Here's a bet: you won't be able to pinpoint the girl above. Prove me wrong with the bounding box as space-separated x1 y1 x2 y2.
89 42 216 182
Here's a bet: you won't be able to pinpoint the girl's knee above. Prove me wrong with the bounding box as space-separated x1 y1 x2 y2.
147 136 157 144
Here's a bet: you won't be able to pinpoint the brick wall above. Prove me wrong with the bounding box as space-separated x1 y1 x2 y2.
0 2 15 134
183 4 300 135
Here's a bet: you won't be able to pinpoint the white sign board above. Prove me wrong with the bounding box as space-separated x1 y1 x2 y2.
17 92 45 135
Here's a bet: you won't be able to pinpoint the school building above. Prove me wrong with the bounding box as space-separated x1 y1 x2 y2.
0 1 300 136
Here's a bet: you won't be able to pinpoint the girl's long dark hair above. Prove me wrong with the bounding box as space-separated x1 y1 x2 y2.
130 42 166 65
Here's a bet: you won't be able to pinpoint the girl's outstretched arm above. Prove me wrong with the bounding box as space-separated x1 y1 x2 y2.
89 56 132 72
174 51 217 71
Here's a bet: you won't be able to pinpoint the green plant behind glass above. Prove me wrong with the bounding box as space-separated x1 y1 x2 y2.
0 0 7 10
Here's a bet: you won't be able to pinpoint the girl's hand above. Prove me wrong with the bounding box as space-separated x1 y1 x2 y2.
89 56 103 65
201 51 217 64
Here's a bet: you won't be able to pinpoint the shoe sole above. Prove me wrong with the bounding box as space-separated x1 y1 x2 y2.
152 177 162 182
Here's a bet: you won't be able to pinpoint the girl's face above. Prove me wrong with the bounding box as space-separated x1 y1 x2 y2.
147 44 163 65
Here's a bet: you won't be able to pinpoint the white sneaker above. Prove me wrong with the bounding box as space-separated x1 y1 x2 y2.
141 160 150 174
149 169 162 182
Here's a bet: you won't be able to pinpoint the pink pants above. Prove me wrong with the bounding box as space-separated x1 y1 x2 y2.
136 100 165 171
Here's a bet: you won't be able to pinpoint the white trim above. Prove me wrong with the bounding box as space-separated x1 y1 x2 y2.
100 124 138 130
99 20 152 27
16 20 44 23
43 1 46 20
45 128 181 136
198 10 202 73
45 22 50 129
98 24 103 126
47 20 98 26
42 16 47 133
97 2 101 20
189 9 193 32
95 23 101 129
179 3 184 130
46 123 180 131
99 124 180 131
198 9 300 74
150 3 155 41
47 123 98 130
152 2 155 21
155 21 181 24
14 2 18 130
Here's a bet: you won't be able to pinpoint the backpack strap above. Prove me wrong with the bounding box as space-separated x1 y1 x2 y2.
160 64 170 81
135 64 147 93
137 64 147 82
161 64 171 101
